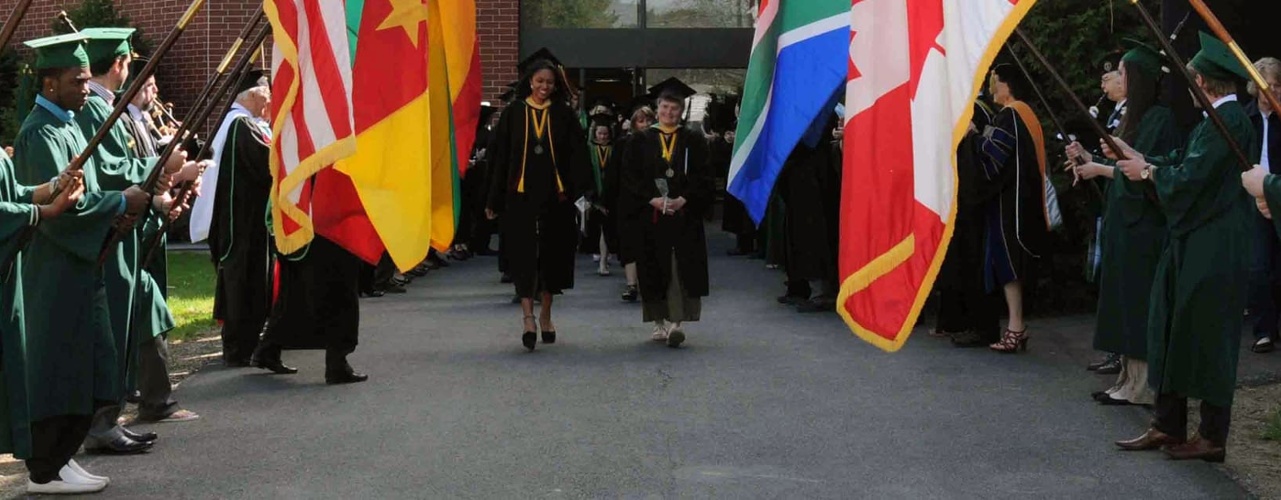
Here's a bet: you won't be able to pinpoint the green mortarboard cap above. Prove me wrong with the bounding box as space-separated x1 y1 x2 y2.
81 27 136 64
1191 31 1251 82
24 32 91 70
1097 50 1123 75
1121 38 1165 77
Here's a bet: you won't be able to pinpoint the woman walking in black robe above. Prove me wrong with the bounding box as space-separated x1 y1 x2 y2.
486 58 590 351
621 80 712 348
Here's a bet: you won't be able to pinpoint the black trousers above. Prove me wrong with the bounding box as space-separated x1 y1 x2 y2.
1153 393 1232 446
28 414 94 483
221 317 264 363
137 333 179 420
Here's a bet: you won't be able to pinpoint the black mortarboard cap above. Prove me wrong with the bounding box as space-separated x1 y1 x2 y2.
124 56 151 89
589 112 614 126
1097 50 1124 75
647 77 696 101
518 47 563 76
236 69 270 95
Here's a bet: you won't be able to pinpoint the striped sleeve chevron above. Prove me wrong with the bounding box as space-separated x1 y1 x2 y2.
839 0 1037 352
728 0 850 224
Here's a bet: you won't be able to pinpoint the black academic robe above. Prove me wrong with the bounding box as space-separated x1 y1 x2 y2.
711 135 751 237
935 101 1000 338
210 116 273 324
486 100 591 296
972 102 1049 290
262 235 361 352
622 128 713 301
608 132 645 266
781 130 840 282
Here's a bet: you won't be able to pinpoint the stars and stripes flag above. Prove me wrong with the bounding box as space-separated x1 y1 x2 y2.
839 0 1037 352
263 0 361 256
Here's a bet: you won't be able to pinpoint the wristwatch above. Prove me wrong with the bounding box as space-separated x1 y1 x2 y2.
1140 164 1152 180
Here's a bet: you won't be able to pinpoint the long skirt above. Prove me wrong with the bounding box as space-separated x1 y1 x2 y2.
643 252 701 323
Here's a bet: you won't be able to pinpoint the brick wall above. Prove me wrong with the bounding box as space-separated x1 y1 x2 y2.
2 0 520 126
477 0 520 106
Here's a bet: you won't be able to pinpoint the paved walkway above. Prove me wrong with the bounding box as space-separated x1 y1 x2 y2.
80 233 1248 499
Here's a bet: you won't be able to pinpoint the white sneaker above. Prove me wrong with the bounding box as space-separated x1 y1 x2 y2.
28 478 107 494
651 323 669 342
67 459 109 485
58 464 107 487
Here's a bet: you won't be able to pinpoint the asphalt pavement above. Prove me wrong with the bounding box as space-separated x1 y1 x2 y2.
76 233 1247 499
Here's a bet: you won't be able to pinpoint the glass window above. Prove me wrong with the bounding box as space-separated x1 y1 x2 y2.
645 68 745 128
522 0 640 29
645 0 758 28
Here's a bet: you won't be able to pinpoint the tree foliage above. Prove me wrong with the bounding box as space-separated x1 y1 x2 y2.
525 0 621 29
1005 0 1165 315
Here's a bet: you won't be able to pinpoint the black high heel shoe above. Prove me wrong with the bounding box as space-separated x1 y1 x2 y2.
541 322 556 344
522 316 537 351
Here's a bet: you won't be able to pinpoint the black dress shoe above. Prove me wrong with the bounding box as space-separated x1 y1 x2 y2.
1098 396 1135 406
224 357 251 368
360 289 385 298
251 356 299 375
1087 353 1119 371
796 297 836 313
383 283 408 294
325 370 369 385
542 331 556 344
522 331 537 351
777 295 805 305
621 286 639 303
950 331 993 348
86 436 153 455
1095 356 1123 375
121 427 158 443
1091 390 1109 401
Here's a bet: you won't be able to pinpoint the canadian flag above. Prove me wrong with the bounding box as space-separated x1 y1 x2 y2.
839 0 1036 352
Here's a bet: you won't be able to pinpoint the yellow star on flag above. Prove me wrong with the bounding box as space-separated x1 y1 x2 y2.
377 0 430 48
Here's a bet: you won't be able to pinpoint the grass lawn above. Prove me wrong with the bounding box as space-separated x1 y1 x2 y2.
165 251 218 342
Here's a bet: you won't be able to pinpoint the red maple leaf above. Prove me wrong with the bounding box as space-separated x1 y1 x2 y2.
907 0 945 94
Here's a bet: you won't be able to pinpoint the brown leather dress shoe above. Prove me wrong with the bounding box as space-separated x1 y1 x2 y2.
1115 428 1184 451
1162 435 1225 463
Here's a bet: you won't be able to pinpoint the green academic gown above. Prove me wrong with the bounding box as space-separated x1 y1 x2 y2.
13 104 127 420
75 93 175 395
1145 99 1258 407
1264 175 1281 237
1092 106 1182 359
0 151 35 458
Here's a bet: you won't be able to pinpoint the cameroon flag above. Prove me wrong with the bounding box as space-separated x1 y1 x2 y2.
336 0 445 271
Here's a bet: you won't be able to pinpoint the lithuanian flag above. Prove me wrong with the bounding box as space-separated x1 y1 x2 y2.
426 0 457 254
337 0 453 270
440 0 481 178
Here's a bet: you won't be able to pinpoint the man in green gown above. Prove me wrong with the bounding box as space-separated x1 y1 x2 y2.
73 28 199 454
1112 32 1259 462
12 32 152 494
0 152 88 493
